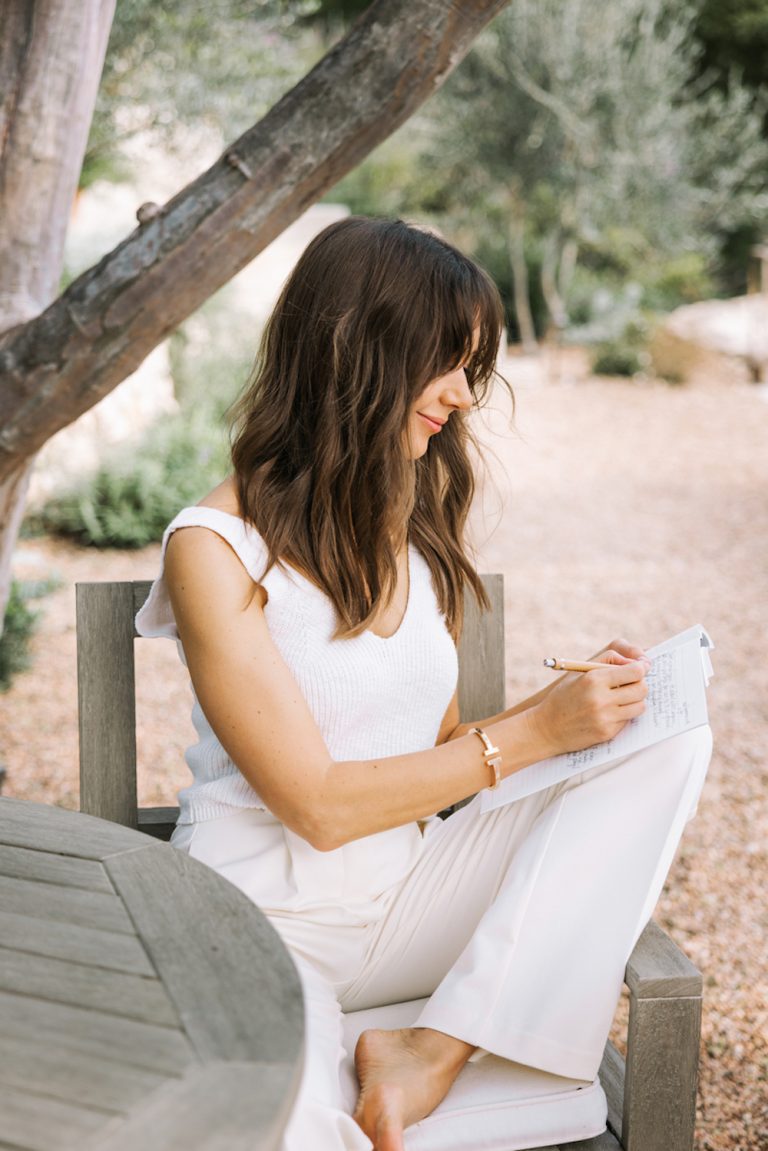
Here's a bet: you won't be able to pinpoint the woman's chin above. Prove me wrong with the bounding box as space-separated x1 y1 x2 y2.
406 437 430 460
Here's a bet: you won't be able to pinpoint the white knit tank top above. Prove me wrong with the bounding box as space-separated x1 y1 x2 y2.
135 507 459 828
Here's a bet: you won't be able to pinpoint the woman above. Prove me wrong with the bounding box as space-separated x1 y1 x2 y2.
137 216 711 1151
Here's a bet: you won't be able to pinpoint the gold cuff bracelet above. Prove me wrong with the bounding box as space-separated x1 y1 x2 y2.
470 726 502 790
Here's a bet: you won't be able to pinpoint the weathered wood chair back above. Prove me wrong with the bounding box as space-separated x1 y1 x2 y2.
76 576 702 1151
76 576 505 837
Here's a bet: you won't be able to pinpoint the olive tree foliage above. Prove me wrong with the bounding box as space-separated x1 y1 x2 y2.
694 0 768 99
82 0 318 186
0 0 511 623
420 0 768 343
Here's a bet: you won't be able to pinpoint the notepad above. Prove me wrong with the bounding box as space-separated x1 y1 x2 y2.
481 625 714 812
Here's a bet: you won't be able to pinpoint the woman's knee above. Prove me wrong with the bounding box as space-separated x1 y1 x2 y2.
675 723 712 757
672 724 713 819
665 724 713 782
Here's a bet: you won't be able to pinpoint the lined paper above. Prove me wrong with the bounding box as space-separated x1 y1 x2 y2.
481 625 713 812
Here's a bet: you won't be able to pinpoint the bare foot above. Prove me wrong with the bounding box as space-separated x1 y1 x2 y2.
353 1027 475 1151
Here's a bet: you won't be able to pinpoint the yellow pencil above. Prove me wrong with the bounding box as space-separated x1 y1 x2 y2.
543 657 615 672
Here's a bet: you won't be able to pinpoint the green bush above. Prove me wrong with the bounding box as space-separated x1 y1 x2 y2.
34 410 230 549
591 341 646 378
472 235 550 343
0 582 39 691
566 246 714 341
641 252 715 312
590 316 652 378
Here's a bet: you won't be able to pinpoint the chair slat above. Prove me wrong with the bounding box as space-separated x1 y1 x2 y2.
77 583 138 829
457 574 505 723
138 807 180 842
132 581 153 636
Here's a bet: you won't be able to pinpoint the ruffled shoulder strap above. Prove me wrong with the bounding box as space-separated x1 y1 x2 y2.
135 506 269 639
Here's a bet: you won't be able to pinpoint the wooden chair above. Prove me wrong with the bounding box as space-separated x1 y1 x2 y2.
77 577 703 1151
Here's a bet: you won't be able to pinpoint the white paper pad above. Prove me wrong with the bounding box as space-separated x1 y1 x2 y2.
481 625 714 812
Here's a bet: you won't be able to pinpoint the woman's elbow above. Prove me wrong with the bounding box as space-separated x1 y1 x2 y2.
244 760 349 851
296 811 347 852
307 828 346 852
287 792 350 852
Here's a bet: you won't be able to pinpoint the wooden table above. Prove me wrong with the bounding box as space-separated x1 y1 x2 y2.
0 797 304 1151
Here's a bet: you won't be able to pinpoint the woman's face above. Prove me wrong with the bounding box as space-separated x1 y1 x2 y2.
405 361 474 459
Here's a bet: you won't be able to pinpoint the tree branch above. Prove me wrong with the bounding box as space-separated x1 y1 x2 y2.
0 0 510 482
504 50 594 155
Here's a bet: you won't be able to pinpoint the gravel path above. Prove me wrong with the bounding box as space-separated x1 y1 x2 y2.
3 349 767 1149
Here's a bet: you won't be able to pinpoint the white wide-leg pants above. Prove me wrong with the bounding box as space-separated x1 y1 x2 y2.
176 727 712 1151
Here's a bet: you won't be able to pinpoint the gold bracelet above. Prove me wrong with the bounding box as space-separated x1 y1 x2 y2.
470 727 502 790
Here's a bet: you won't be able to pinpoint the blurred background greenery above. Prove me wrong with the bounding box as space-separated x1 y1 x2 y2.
23 0 768 553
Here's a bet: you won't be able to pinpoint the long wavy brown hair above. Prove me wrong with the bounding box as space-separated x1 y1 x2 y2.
230 216 507 638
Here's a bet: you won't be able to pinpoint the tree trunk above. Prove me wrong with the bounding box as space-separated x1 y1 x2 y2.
0 0 115 618
0 0 510 495
540 229 568 333
506 210 538 353
0 1 115 326
558 236 579 311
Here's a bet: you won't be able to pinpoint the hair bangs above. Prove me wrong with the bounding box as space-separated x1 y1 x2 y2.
420 251 505 406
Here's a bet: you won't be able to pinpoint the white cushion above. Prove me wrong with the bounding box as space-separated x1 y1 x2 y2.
341 999 607 1151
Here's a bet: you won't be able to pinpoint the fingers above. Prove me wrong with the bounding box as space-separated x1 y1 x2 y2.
609 636 647 660
597 660 648 688
599 648 636 666
616 698 647 719
599 681 648 738
587 662 648 716
595 639 651 667
546 653 650 753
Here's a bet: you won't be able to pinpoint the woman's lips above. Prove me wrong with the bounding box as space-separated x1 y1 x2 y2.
418 413 445 432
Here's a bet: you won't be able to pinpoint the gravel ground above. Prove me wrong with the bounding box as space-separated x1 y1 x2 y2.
3 348 767 1149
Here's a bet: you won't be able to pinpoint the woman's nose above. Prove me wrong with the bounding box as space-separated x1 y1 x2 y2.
445 366 473 411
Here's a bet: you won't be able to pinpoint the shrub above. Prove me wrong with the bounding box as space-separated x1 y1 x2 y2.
34 410 230 548
592 342 645 377
590 315 653 379
642 252 715 312
0 582 39 691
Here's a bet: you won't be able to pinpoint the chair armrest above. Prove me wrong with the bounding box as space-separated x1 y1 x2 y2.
625 920 702 1000
603 920 702 1151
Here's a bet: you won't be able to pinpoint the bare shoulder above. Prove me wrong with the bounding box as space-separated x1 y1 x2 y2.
165 475 269 620
198 475 240 515
166 528 257 608
166 474 244 590
165 515 266 621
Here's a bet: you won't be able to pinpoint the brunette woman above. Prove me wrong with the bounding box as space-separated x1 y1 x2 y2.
137 216 711 1151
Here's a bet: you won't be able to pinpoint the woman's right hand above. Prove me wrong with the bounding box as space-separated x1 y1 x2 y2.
528 659 649 757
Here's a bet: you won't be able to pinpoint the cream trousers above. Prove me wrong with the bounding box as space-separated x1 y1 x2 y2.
173 727 712 1151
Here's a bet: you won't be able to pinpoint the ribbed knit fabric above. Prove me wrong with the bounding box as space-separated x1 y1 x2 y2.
135 507 459 827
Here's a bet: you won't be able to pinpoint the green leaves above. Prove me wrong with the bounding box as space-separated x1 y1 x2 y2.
0 584 39 691
32 411 231 549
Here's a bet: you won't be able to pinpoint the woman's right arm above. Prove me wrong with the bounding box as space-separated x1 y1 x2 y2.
165 528 648 850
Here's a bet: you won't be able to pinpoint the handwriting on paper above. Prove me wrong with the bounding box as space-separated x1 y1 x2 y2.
482 625 712 812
